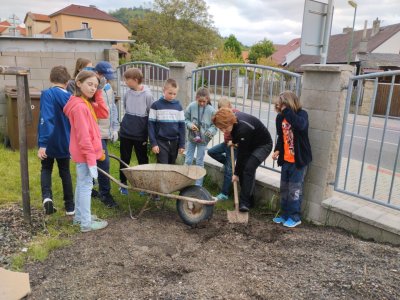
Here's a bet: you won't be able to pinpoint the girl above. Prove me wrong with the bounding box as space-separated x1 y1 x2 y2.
213 108 273 212
63 70 109 232
272 91 312 228
66 57 94 94
184 87 217 186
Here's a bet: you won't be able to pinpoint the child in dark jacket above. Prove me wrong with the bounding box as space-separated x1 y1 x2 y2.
272 91 312 228
37 66 74 215
148 79 185 164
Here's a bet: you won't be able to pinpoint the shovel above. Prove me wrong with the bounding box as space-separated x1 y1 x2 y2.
227 144 249 224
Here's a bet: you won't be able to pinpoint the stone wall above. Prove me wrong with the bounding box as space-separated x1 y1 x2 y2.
0 37 119 135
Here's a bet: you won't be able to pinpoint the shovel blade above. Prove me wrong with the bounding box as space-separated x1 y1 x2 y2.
227 210 249 224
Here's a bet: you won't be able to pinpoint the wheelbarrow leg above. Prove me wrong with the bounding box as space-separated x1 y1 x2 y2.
137 198 151 218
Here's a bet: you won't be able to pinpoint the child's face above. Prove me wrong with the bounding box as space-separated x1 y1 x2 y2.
125 78 140 90
197 96 208 107
220 125 233 133
77 76 98 99
163 86 178 101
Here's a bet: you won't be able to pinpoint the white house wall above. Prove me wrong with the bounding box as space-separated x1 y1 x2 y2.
372 31 400 54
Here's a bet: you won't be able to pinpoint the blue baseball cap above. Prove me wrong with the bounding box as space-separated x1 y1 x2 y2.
94 61 116 80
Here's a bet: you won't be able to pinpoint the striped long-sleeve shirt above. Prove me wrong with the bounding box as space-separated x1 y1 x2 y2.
148 97 185 149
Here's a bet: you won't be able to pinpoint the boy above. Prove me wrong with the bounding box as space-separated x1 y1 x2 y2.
119 68 155 195
207 97 238 201
92 61 119 207
148 79 185 164
37 66 74 215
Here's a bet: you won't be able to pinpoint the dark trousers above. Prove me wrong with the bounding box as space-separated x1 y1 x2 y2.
280 162 307 222
157 139 178 164
41 157 73 209
120 136 149 184
97 139 111 197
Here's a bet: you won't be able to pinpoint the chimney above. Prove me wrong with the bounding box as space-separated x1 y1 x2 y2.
358 20 368 54
89 5 97 8
343 27 353 34
371 17 381 37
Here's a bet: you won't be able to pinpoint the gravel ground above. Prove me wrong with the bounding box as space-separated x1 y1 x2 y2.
2 203 400 299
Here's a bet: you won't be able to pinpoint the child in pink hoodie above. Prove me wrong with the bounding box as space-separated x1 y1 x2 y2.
64 70 109 232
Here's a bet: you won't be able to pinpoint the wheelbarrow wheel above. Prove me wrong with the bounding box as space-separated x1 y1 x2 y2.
177 185 214 226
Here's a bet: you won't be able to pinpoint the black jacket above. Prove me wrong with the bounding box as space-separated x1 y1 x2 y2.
274 108 312 168
231 112 273 175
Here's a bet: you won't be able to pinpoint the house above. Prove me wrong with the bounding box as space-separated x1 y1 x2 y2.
270 38 301 67
0 20 26 37
23 12 50 37
288 18 400 73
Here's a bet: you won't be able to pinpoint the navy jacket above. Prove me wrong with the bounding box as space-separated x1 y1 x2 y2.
274 108 312 168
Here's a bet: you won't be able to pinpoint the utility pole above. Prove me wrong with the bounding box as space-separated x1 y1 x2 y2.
8 14 20 36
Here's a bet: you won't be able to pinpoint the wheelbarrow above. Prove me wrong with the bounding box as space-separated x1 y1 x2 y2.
98 154 217 226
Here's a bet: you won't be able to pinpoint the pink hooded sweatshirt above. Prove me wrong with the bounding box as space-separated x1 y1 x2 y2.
64 90 109 167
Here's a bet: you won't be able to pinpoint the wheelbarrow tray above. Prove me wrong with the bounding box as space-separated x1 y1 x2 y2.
121 164 206 194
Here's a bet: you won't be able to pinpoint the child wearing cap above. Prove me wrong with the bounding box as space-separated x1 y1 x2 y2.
93 61 120 208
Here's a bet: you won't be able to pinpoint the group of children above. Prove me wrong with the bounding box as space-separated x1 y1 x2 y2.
38 58 312 231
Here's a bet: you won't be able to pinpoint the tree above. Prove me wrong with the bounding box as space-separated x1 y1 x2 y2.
109 7 150 26
195 47 243 67
248 39 275 64
130 0 222 61
224 34 242 58
130 43 176 65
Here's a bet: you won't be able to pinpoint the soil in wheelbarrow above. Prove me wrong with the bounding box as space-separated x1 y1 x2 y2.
24 208 400 300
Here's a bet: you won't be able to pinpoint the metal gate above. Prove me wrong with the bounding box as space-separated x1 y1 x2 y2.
335 70 400 209
116 61 170 121
191 63 302 172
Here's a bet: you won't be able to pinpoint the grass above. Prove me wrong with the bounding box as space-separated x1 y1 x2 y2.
1 141 232 270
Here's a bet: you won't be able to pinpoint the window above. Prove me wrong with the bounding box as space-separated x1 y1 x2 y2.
27 26 32 36
81 22 89 29
54 20 58 33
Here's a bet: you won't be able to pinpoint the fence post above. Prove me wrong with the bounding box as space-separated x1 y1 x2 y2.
300 64 354 224
167 62 197 109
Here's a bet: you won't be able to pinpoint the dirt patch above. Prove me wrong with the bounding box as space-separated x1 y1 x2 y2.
0 204 45 267
19 207 400 300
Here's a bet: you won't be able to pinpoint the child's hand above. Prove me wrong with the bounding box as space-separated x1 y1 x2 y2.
191 124 198 131
89 166 98 179
152 145 160 154
272 150 279 160
37 147 47 160
97 76 107 90
111 131 119 143
204 130 213 139
99 150 106 161
232 175 239 182
178 148 185 154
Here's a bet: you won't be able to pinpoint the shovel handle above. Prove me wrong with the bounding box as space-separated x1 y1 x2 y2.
230 145 239 211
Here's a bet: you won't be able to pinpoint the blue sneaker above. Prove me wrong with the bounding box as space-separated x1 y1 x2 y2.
119 187 128 196
216 193 229 201
272 216 286 224
139 191 148 197
283 218 301 228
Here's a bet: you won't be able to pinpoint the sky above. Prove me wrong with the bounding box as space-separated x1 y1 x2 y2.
1 0 399 46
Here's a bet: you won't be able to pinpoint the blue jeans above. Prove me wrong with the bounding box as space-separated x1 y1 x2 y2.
74 163 93 228
280 162 307 222
207 143 237 195
97 139 110 197
185 141 207 186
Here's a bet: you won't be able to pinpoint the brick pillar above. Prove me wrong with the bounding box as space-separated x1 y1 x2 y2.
300 64 354 223
167 62 197 109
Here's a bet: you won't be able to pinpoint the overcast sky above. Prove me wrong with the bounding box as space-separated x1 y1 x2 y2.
1 0 399 45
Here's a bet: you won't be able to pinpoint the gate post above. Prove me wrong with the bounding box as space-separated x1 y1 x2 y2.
167 62 197 109
300 64 354 223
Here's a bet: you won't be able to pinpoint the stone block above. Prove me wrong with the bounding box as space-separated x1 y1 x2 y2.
352 206 386 226
379 230 400 245
306 165 328 188
301 89 341 112
74 52 96 62
40 57 65 68
16 56 41 68
375 213 400 235
0 55 17 66
308 109 339 132
323 209 360 233
30 69 50 81
308 129 333 151
53 52 75 59
357 222 383 241
303 201 325 224
304 182 325 205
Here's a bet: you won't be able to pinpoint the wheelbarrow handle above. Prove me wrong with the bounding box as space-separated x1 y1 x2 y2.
109 153 130 168
97 167 129 189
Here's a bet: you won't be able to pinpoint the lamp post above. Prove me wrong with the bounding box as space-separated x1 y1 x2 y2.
347 0 357 64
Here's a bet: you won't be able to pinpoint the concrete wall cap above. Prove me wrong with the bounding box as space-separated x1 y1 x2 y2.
301 64 355 73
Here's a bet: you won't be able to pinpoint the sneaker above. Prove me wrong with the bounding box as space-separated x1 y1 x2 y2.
91 189 100 198
73 215 100 225
119 187 128 196
80 219 108 233
239 204 249 212
65 209 75 216
272 216 286 224
43 198 57 215
216 193 229 201
139 191 148 197
65 202 75 216
283 218 301 228
150 194 160 201
100 194 119 208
